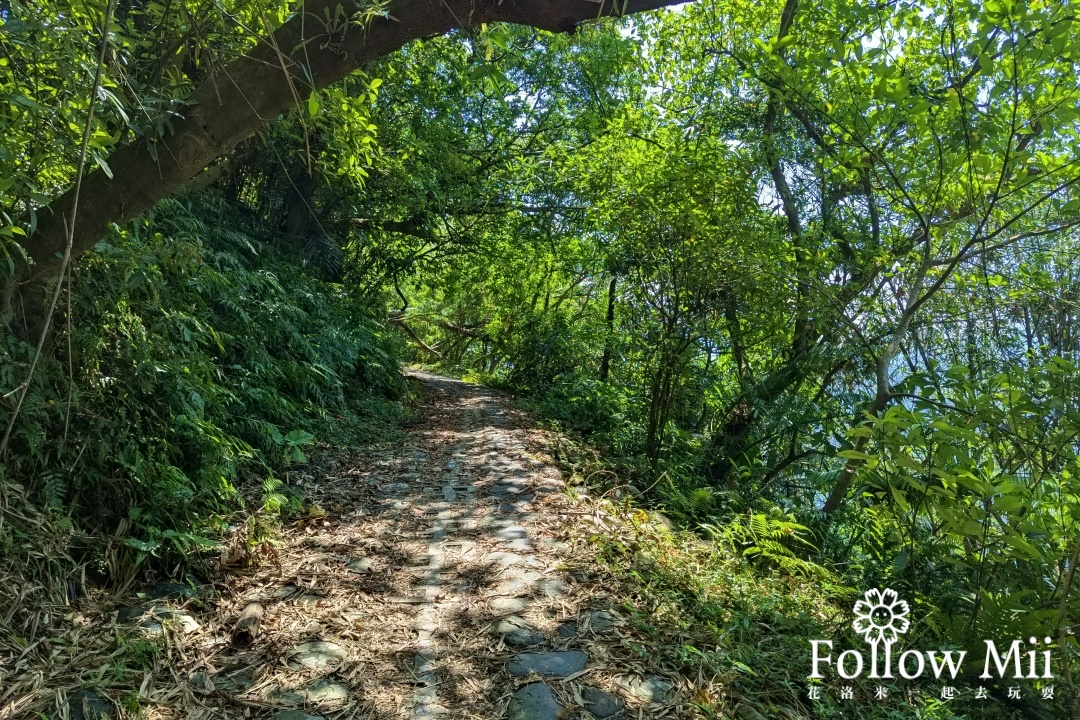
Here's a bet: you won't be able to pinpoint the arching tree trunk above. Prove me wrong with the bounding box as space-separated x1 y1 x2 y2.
3 0 686 339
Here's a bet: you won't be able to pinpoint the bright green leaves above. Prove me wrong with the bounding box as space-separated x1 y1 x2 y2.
307 91 322 118
368 77 383 99
273 428 315 464
476 22 512 62
838 448 878 466
273 75 382 188
0 0 265 235
459 23 522 99
0 220 29 275
753 33 796 56
848 356 1080 640
466 62 513 95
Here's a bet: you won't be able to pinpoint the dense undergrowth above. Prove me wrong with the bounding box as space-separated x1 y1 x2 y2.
3 0 1080 716
503 370 1079 719
380 21 1080 718
0 197 405 589
587 502 1063 720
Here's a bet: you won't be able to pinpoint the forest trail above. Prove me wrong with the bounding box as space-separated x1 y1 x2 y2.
103 372 680 720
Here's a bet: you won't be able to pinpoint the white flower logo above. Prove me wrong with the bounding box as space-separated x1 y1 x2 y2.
853 588 910 646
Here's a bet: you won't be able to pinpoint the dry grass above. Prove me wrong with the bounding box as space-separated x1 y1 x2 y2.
1 375 696 720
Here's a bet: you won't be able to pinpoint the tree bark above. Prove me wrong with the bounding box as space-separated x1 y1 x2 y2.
282 171 317 240
388 316 442 357
4 0 685 337
599 276 617 382
821 255 931 514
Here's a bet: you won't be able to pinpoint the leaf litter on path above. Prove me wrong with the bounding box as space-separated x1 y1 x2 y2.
3 372 690 720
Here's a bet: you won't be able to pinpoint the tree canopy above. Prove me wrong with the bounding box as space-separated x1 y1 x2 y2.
2 0 1080 716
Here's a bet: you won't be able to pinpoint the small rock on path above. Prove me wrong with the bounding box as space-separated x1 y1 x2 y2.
506 683 563 720
506 650 589 678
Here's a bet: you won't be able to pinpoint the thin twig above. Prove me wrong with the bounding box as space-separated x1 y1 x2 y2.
0 0 117 458
63 260 74 443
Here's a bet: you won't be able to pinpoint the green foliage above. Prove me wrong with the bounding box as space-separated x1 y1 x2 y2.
260 476 292 514
592 510 835 719
114 632 160 673
706 507 826 579
273 429 316 465
525 374 636 442
361 2 1080 710
596 507 1067 719
0 197 403 565
0 0 293 244
4 0 1080 712
834 357 1080 645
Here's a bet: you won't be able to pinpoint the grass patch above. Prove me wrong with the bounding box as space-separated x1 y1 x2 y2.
583 499 1061 719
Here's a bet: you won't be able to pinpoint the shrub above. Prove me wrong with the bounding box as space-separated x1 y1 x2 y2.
0 196 403 569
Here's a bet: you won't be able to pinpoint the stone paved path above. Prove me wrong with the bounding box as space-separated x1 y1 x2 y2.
104 372 680 719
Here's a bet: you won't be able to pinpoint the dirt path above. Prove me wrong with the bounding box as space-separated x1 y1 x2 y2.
97 373 681 720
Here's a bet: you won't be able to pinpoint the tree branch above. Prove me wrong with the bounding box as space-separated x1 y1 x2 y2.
5 0 686 337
